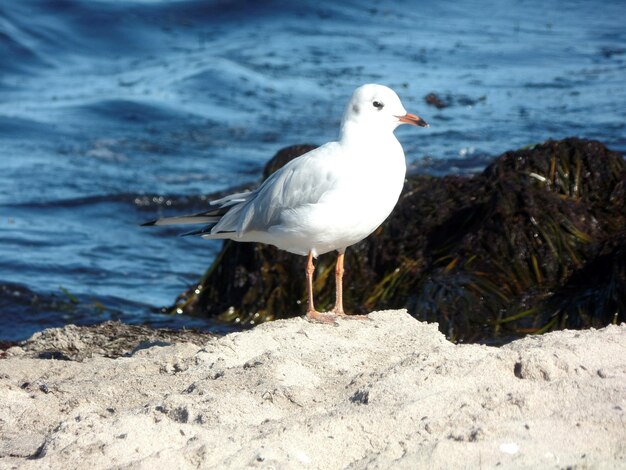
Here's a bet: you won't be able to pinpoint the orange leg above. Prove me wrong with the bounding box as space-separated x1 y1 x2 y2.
305 251 335 324
332 251 346 315
305 251 317 315
332 250 369 321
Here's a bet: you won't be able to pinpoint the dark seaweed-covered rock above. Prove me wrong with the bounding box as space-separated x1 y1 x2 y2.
8 321 214 361
171 138 626 342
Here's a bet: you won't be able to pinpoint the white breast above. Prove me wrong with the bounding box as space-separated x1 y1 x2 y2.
243 136 407 257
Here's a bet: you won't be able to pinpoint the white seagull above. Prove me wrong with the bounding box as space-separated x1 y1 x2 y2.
144 84 428 323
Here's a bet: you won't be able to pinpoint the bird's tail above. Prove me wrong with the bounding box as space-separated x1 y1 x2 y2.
141 190 251 237
141 211 222 227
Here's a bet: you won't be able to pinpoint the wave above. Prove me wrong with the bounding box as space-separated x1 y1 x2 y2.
0 281 230 342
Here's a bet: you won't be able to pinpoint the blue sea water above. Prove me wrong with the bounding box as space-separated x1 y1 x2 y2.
0 0 625 340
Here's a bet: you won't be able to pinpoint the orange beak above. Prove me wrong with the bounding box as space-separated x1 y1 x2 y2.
396 113 429 127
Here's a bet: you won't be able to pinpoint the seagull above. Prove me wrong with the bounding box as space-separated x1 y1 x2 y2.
144 84 428 323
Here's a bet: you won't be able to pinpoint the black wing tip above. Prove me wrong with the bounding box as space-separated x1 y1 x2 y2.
180 228 235 237
141 219 158 226
180 228 206 237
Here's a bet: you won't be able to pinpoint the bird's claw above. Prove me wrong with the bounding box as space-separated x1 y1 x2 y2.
305 310 339 325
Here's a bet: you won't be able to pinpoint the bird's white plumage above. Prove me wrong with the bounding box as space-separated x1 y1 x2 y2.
194 84 413 257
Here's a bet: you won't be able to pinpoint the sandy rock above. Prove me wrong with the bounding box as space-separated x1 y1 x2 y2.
0 310 624 469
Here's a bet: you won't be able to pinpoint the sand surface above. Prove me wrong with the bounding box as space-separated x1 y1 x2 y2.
1 310 624 469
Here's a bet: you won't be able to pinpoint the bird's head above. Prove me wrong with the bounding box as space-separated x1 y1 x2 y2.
340 84 428 138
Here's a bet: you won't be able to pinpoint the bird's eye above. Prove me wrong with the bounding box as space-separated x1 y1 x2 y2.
372 101 384 110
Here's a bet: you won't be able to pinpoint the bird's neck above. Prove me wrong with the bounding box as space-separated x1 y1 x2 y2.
338 121 398 148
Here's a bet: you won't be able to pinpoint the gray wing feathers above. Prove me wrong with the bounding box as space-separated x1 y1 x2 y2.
145 142 340 237
143 191 253 227
211 147 339 235
149 214 222 226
